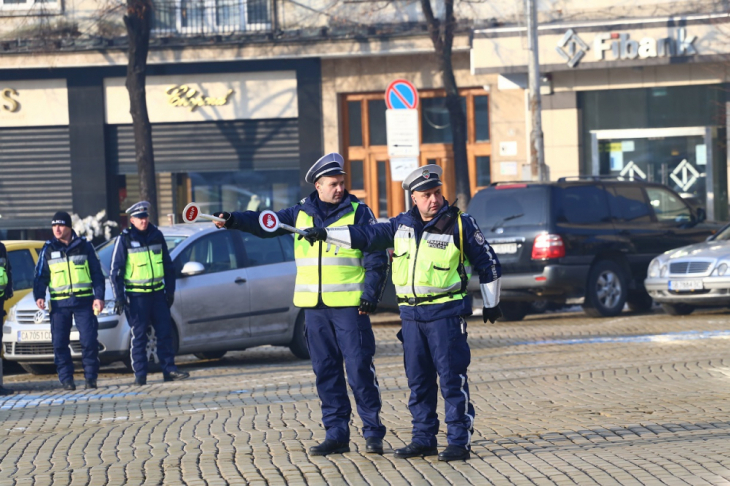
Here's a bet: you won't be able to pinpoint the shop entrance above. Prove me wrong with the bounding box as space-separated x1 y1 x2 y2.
590 127 725 220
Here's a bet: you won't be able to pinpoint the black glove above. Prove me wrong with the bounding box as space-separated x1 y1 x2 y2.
359 299 377 314
114 299 125 315
298 227 328 246
166 293 175 308
483 305 503 324
214 212 232 228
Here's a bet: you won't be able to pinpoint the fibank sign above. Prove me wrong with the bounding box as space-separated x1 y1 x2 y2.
556 28 697 68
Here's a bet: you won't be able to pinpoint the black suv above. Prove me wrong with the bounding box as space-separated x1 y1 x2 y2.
466 177 721 320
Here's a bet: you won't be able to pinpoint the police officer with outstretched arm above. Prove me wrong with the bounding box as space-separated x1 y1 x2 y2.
33 212 106 391
302 165 502 461
110 201 189 386
0 241 14 395
213 153 389 456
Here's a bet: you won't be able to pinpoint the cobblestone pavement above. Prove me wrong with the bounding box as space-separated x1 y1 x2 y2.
4 309 730 485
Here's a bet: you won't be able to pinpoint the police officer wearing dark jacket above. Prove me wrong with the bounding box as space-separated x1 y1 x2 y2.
33 212 106 390
110 201 189 386
214 153 389 456
0 241 14 395
303 165 502 462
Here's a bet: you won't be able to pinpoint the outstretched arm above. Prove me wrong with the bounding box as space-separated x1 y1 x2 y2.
305 218 399 252
355 206 389 304
217 206 299 238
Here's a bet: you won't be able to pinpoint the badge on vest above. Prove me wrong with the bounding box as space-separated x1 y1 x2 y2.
131 241 141 248
51 251 61 259
427 240 448 250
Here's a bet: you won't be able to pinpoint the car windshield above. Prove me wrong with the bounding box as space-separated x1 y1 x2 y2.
96 235 188 275
711 225 730 241
467 186 548 233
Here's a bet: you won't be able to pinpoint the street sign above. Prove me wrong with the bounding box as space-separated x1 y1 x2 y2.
385 79 419 110
389 157 420 182
386 109 419 157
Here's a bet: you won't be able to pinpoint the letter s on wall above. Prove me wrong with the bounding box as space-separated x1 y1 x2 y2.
1 88 19 112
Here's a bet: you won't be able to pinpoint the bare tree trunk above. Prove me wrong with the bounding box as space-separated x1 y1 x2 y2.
124 0 158 224
421 0 470 210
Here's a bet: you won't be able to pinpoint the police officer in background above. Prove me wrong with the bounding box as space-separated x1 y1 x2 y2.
33 212 105 391
302 165 502 461
213 153 389 456
110 202 189 386
0 241 14 395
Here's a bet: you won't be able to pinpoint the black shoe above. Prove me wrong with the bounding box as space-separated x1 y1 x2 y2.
0 387 14 396
61 381 76 391
84 379 97 390
394 442 438 458
365 437 384 454
163 370 190 382
309 440 350 456
438 445 470 462
134 376 147 386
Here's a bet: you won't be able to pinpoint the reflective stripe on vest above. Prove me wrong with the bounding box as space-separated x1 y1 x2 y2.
0 258 7 299
391 223 471 306
293 203 365 308
124 243 165 293
48 253 93 300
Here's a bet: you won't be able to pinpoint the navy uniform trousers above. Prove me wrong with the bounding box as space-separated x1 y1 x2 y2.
399 316 475 449
305 307 386 442
126 291 177 379
50 303 99 384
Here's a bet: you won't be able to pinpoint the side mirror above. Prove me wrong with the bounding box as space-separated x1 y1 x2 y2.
696 207 707 223
181 261 205 277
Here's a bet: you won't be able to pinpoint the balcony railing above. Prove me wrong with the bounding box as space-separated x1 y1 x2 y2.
151 0 273 36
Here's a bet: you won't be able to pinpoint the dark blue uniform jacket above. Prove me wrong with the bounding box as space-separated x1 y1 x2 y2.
348 201 501 321
0 242 13 301
33 231 105 308
227 191 388 306
109 223 176 301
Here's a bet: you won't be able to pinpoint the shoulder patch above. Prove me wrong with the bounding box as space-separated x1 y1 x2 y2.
474 230 486 246
299 197 306 205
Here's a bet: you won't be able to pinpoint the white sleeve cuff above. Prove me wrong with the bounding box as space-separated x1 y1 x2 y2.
326 227 353 249
481 278 501 308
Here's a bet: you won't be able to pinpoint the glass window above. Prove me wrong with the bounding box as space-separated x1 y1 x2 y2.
377 161 388 218
476 156 491 187
607 185 652 223
474 96 490 141
368 100 387 146
645 187 691 223
555 185 611 224
421 96 466 144
246 0 270 24
189 170 300 213
240 233 284 267
349 160 364 190
468 186 549 231
347 101 363 146
7 249 35 291
176 232 238 275
279 235 295 262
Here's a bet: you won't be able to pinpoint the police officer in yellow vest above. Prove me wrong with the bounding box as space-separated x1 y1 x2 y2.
0 240 14 395
110 202 190 386
33 212 106 391
302 165 503 461
213 153 389 456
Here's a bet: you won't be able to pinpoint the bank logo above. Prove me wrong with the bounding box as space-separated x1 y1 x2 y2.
556 29 590 68
620 161 647 180
670 159 700 191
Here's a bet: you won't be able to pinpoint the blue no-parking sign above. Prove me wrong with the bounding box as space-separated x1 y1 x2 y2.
385 79 419 110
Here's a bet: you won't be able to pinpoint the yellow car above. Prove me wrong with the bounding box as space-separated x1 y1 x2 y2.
2 240 45 319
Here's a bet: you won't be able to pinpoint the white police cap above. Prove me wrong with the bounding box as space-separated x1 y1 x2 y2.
126 201 150 218
305 152 346 184
402 164 443 192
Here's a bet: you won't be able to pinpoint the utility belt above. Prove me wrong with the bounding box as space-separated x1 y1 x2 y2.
397 291 466 306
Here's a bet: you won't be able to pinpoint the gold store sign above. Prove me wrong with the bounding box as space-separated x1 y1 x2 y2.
166 85 234 112
1 88 20 113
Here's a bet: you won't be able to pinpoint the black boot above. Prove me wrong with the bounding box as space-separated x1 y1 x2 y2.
438 444 470 462
61 381 76 391
163 370 190 382
134 375 147 386
394 442 438 458
309 440 350 456
85 379 97 390
365 437 383 454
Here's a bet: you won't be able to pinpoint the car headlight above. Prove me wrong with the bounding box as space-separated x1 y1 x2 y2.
660 265 668 277
648 260 661 278
7 304 17 323
99 300 117 317
717 263 728 276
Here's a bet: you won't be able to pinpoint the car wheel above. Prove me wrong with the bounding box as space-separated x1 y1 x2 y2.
583 260 628 318
661 303 695 316
627 291 654 313
19 363 57 375
529 300 549 314
289 312 310 360
194 351 227 360
498 302 528 322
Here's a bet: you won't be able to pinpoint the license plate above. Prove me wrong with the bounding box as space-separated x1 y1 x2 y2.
669 280 704 291
491 243 518 254
18 330 52 342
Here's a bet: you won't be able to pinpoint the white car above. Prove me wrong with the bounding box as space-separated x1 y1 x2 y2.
3 223 308 375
